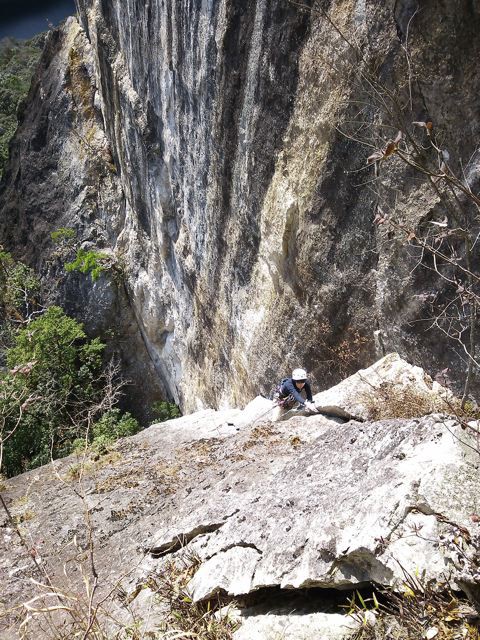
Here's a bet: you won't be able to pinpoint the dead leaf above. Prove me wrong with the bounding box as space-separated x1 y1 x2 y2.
383 140 398 157
412 121 433 136
367 150 383 164
425 627 438 639
290 436 303 447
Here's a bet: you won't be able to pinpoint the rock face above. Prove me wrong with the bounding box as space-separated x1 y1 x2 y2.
0 18 166 418
1 2 480 411
1 356 479 639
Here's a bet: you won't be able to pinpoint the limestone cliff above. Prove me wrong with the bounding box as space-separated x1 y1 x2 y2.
1 1 479 412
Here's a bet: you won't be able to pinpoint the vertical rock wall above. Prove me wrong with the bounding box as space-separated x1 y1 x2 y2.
75 0 318 409
1 0 479 412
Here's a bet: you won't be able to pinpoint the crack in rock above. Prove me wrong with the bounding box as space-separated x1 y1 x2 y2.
148 522 225 558
147 509 241 558
207 541 263 561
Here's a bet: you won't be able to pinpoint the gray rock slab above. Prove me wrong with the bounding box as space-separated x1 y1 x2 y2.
312 352 454 421
169 415 480 602
234 611 358 640
1 358 479 639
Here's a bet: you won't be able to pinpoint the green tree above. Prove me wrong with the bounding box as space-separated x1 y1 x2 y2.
0 250 41 321
150 400 182 424
1 307 105 476
0 248 42 362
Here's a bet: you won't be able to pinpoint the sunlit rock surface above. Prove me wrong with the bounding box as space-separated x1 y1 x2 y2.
1 357 479 639
1 2 480 412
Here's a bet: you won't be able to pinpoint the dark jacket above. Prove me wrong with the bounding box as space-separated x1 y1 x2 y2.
279 378 313 406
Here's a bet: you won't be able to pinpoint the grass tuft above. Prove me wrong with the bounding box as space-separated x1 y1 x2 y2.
148 552 240 639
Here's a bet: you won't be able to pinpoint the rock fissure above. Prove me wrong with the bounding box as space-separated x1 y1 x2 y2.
237 583 383 612
207 541 263 562
148 522 226 558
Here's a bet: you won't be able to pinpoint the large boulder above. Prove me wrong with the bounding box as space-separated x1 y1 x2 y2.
312 352 456 421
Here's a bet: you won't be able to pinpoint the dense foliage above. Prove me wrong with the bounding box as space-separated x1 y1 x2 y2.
0 251 140 477
0 36 43 178
89 408 139 452
151 399 182 424
1 306 106 476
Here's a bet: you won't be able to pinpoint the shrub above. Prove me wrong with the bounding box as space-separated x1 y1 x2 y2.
1 307 105 476
150 400 181 424
65 248 111 282
92 409 139 445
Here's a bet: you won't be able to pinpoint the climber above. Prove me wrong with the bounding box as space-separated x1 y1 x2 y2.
271 368 318 421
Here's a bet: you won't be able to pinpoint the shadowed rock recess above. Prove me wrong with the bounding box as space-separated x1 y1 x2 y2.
1 356 480 638
1 2 480 412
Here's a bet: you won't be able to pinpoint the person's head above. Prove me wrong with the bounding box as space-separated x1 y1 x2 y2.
292 368 307 386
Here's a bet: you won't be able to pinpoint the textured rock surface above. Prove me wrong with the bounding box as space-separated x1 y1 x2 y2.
1 2 480 413
0 18 166 418
160 414 478 601
1 357 479 639
312 351 455 421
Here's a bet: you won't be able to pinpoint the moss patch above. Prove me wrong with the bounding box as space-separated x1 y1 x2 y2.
66 46 95 121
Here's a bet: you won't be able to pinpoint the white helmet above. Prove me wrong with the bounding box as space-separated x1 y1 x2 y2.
292 368 307 380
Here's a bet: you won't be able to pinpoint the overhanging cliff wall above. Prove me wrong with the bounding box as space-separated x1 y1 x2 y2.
1 0 479 412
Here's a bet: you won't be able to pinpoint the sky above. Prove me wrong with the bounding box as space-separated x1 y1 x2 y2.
0 0 76 39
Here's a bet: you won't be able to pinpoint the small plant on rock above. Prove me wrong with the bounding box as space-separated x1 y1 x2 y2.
65 248 112 282
50 227 76 245
149 553 239 639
